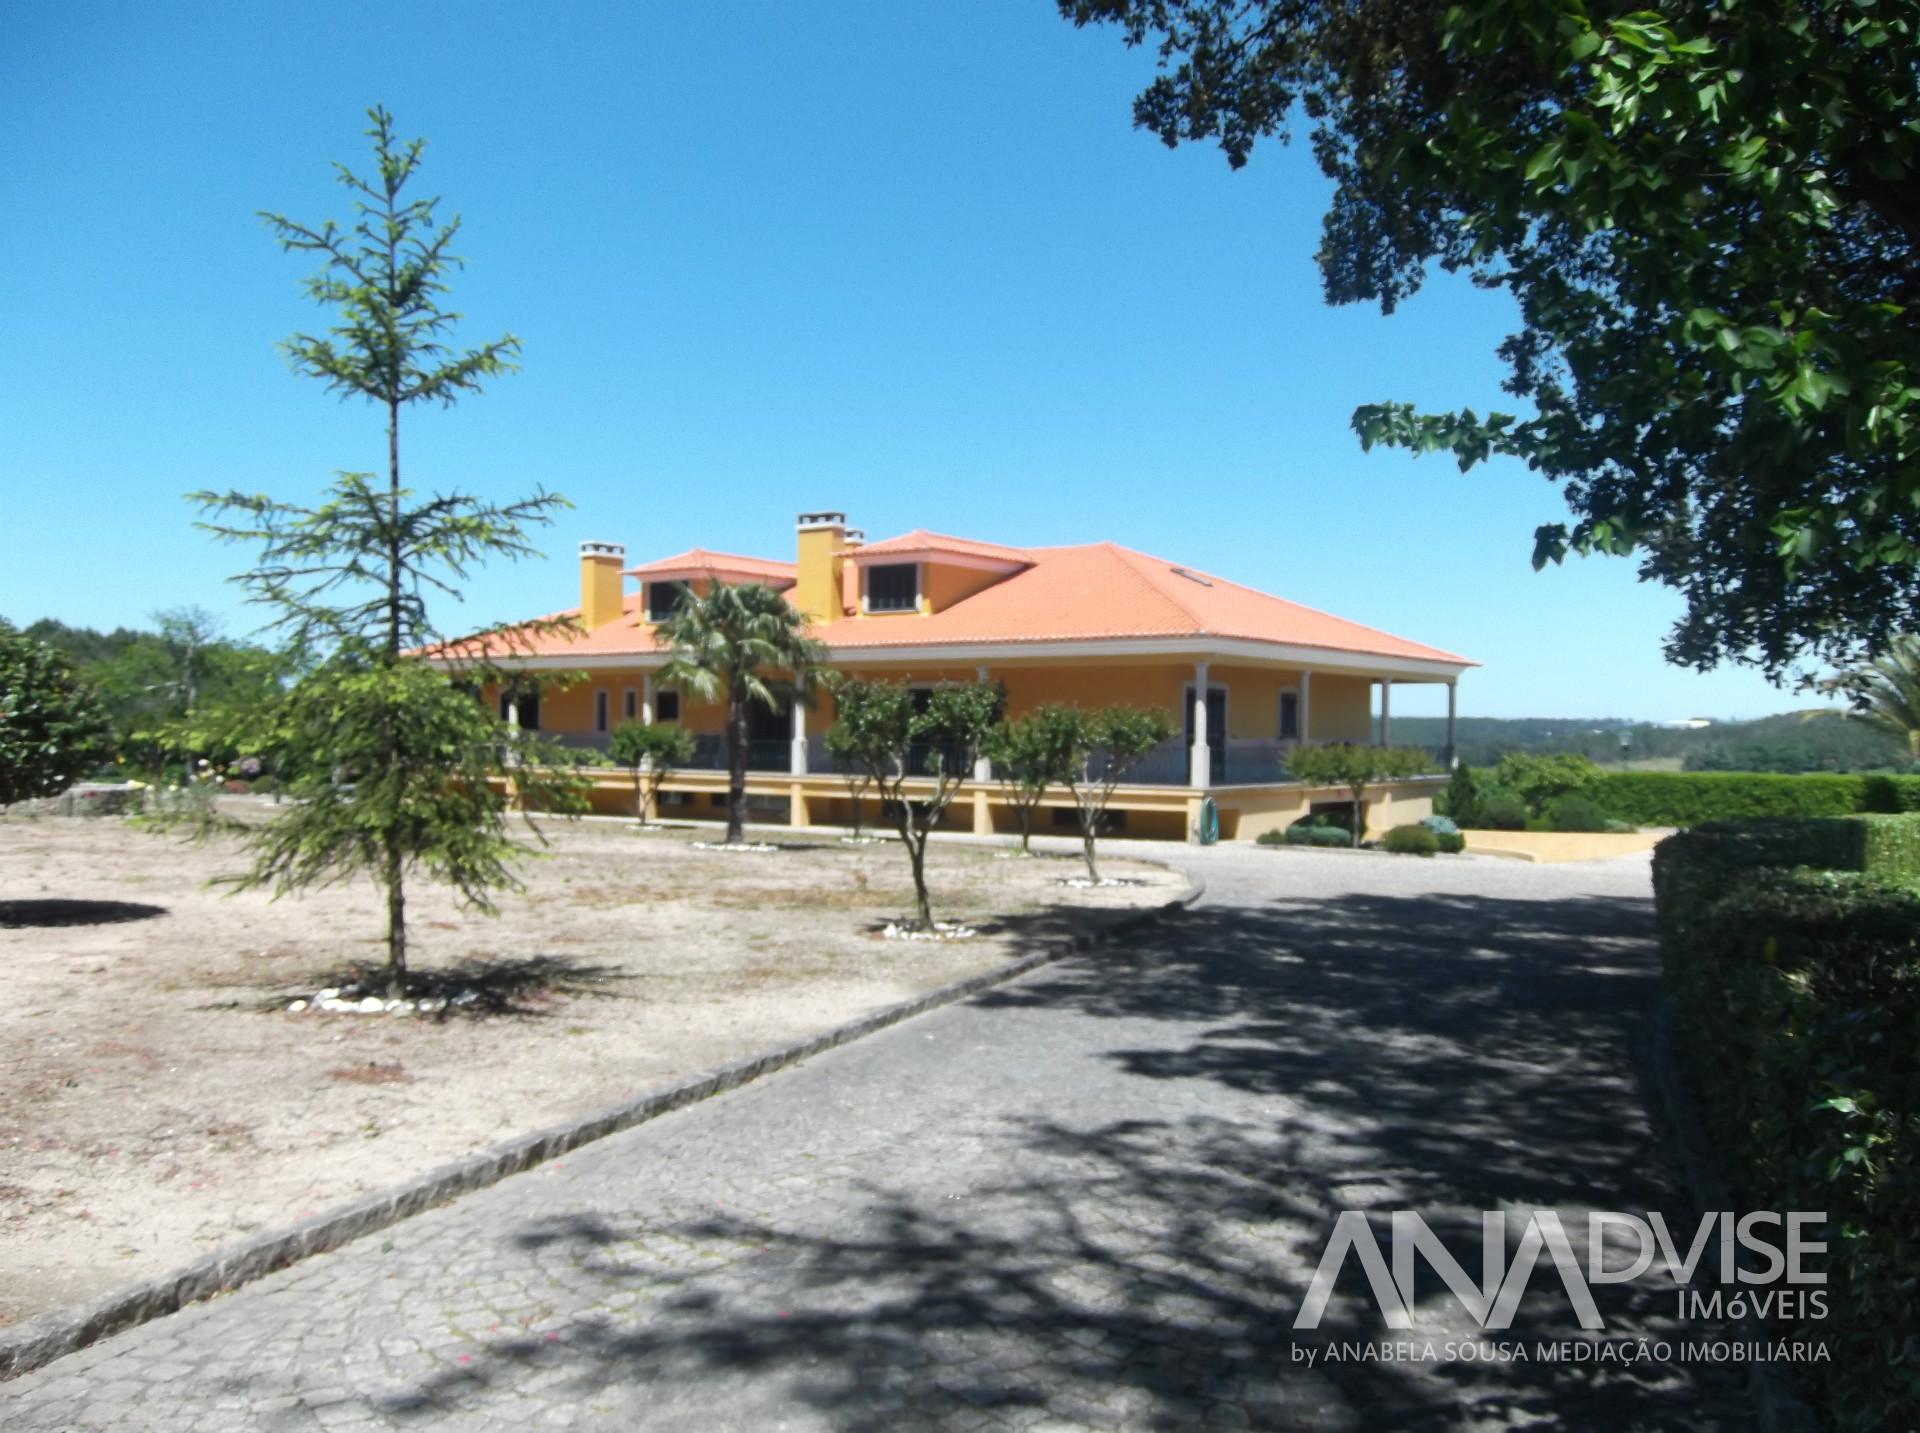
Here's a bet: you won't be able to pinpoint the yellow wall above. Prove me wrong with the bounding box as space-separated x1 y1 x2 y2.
508 660 1385 745
1309 674 1373 743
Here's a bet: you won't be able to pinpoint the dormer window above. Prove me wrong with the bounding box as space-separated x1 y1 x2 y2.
647 582 685 623
866 563 919 613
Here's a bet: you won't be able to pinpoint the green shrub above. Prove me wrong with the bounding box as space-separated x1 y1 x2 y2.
1439 763 1480 826
1594 771 1866 826
1491 752 1602 813
1380 822 1439 856
1421 813 1460 836
1278 822 1351 847
1476 786 1527 830
1652 838 1920 1431
1859 773 1920 812
1544 793 1610 832
1435 829 1465 853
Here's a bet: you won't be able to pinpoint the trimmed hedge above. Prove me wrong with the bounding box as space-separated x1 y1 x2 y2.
1860 773 1920 813
1652 823 1920 1431
1594 771 1866 826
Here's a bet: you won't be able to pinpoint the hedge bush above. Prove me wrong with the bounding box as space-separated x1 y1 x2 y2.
1859 773 1920 813
1594 771 1866 826
1380 822 1439 856
1543 793 1610 832
1281 823 1351 847
1652 829 1920 1431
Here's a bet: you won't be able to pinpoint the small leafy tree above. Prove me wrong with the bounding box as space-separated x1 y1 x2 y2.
190 105 576 997
609 720 696 825
1286 744 1434 847
1490 752 1603 815
827 678 1003 927
1049 704 1176 881
986 707 1079 853
822 720 873 838
0 620 113 810
657 582 828 845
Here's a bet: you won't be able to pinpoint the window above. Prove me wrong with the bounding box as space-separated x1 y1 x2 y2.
623 688 637 721
594 690 609 733
656 690 681 722
647 582 685 622
1279 690 1301 741
867 563 918 612
499 690 539 731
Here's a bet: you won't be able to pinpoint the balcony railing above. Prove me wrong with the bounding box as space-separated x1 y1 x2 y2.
688 735 791 773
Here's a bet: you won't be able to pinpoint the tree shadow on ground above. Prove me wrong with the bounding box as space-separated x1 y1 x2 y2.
256 953 635 1018
359 885 1748 1430
0 898 168 928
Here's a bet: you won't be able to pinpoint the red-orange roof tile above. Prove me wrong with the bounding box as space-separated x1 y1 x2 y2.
851 529 1033 565
624 548 796 581
437 538 1471 668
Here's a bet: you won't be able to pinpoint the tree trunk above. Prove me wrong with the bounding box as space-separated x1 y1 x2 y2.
907 831 932 927
1081 812 1101 882
1350 784 1365 847
383 394 408 994
725 690 748 844
1018 803 1033 853
633 763 646 825
383 834 407 997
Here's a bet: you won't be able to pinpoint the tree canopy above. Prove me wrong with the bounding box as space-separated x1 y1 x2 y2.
657 582 829 845
0 620 113 809
192 106 573 997
1061 0 1920 678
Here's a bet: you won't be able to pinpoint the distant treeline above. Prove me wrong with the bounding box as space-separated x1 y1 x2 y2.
10 611 291 777
1394 712 1907 774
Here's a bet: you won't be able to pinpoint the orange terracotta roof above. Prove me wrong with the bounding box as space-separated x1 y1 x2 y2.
437 538 1471 668
624 548 796 581
851 529 1033 565
820 543 1471 664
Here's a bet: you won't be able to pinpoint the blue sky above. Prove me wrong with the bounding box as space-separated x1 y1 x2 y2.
1 0 1821 720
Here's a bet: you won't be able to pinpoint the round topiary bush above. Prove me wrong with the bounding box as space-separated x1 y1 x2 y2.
1435 829 1466 853
1381 823 1440 856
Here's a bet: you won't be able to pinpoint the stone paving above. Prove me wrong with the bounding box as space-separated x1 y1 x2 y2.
1 841 1747 1430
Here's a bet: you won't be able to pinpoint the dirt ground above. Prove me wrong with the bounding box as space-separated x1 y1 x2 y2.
0 808 1183 1326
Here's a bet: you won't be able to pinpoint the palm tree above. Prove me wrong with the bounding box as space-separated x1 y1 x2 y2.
1836 633 1920 757
657 582 830 843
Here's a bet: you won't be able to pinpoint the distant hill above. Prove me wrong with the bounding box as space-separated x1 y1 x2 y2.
1392 711 1909 774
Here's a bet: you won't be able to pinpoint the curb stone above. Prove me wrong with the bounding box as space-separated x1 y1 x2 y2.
0 872 1205 1381
1645 1001 1819 1433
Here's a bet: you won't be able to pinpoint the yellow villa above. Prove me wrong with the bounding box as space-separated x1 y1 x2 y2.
440 512 1474 842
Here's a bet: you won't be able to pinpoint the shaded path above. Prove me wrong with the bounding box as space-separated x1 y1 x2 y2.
3 844 1743 1430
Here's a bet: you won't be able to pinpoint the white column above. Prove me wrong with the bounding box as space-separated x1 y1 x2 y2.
973 664 993 780
790 696 808 775
1445 680 1457 768
1188 661 1211 788
1299 669 1312 743
1380 679 1393 746
641 673 655 725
